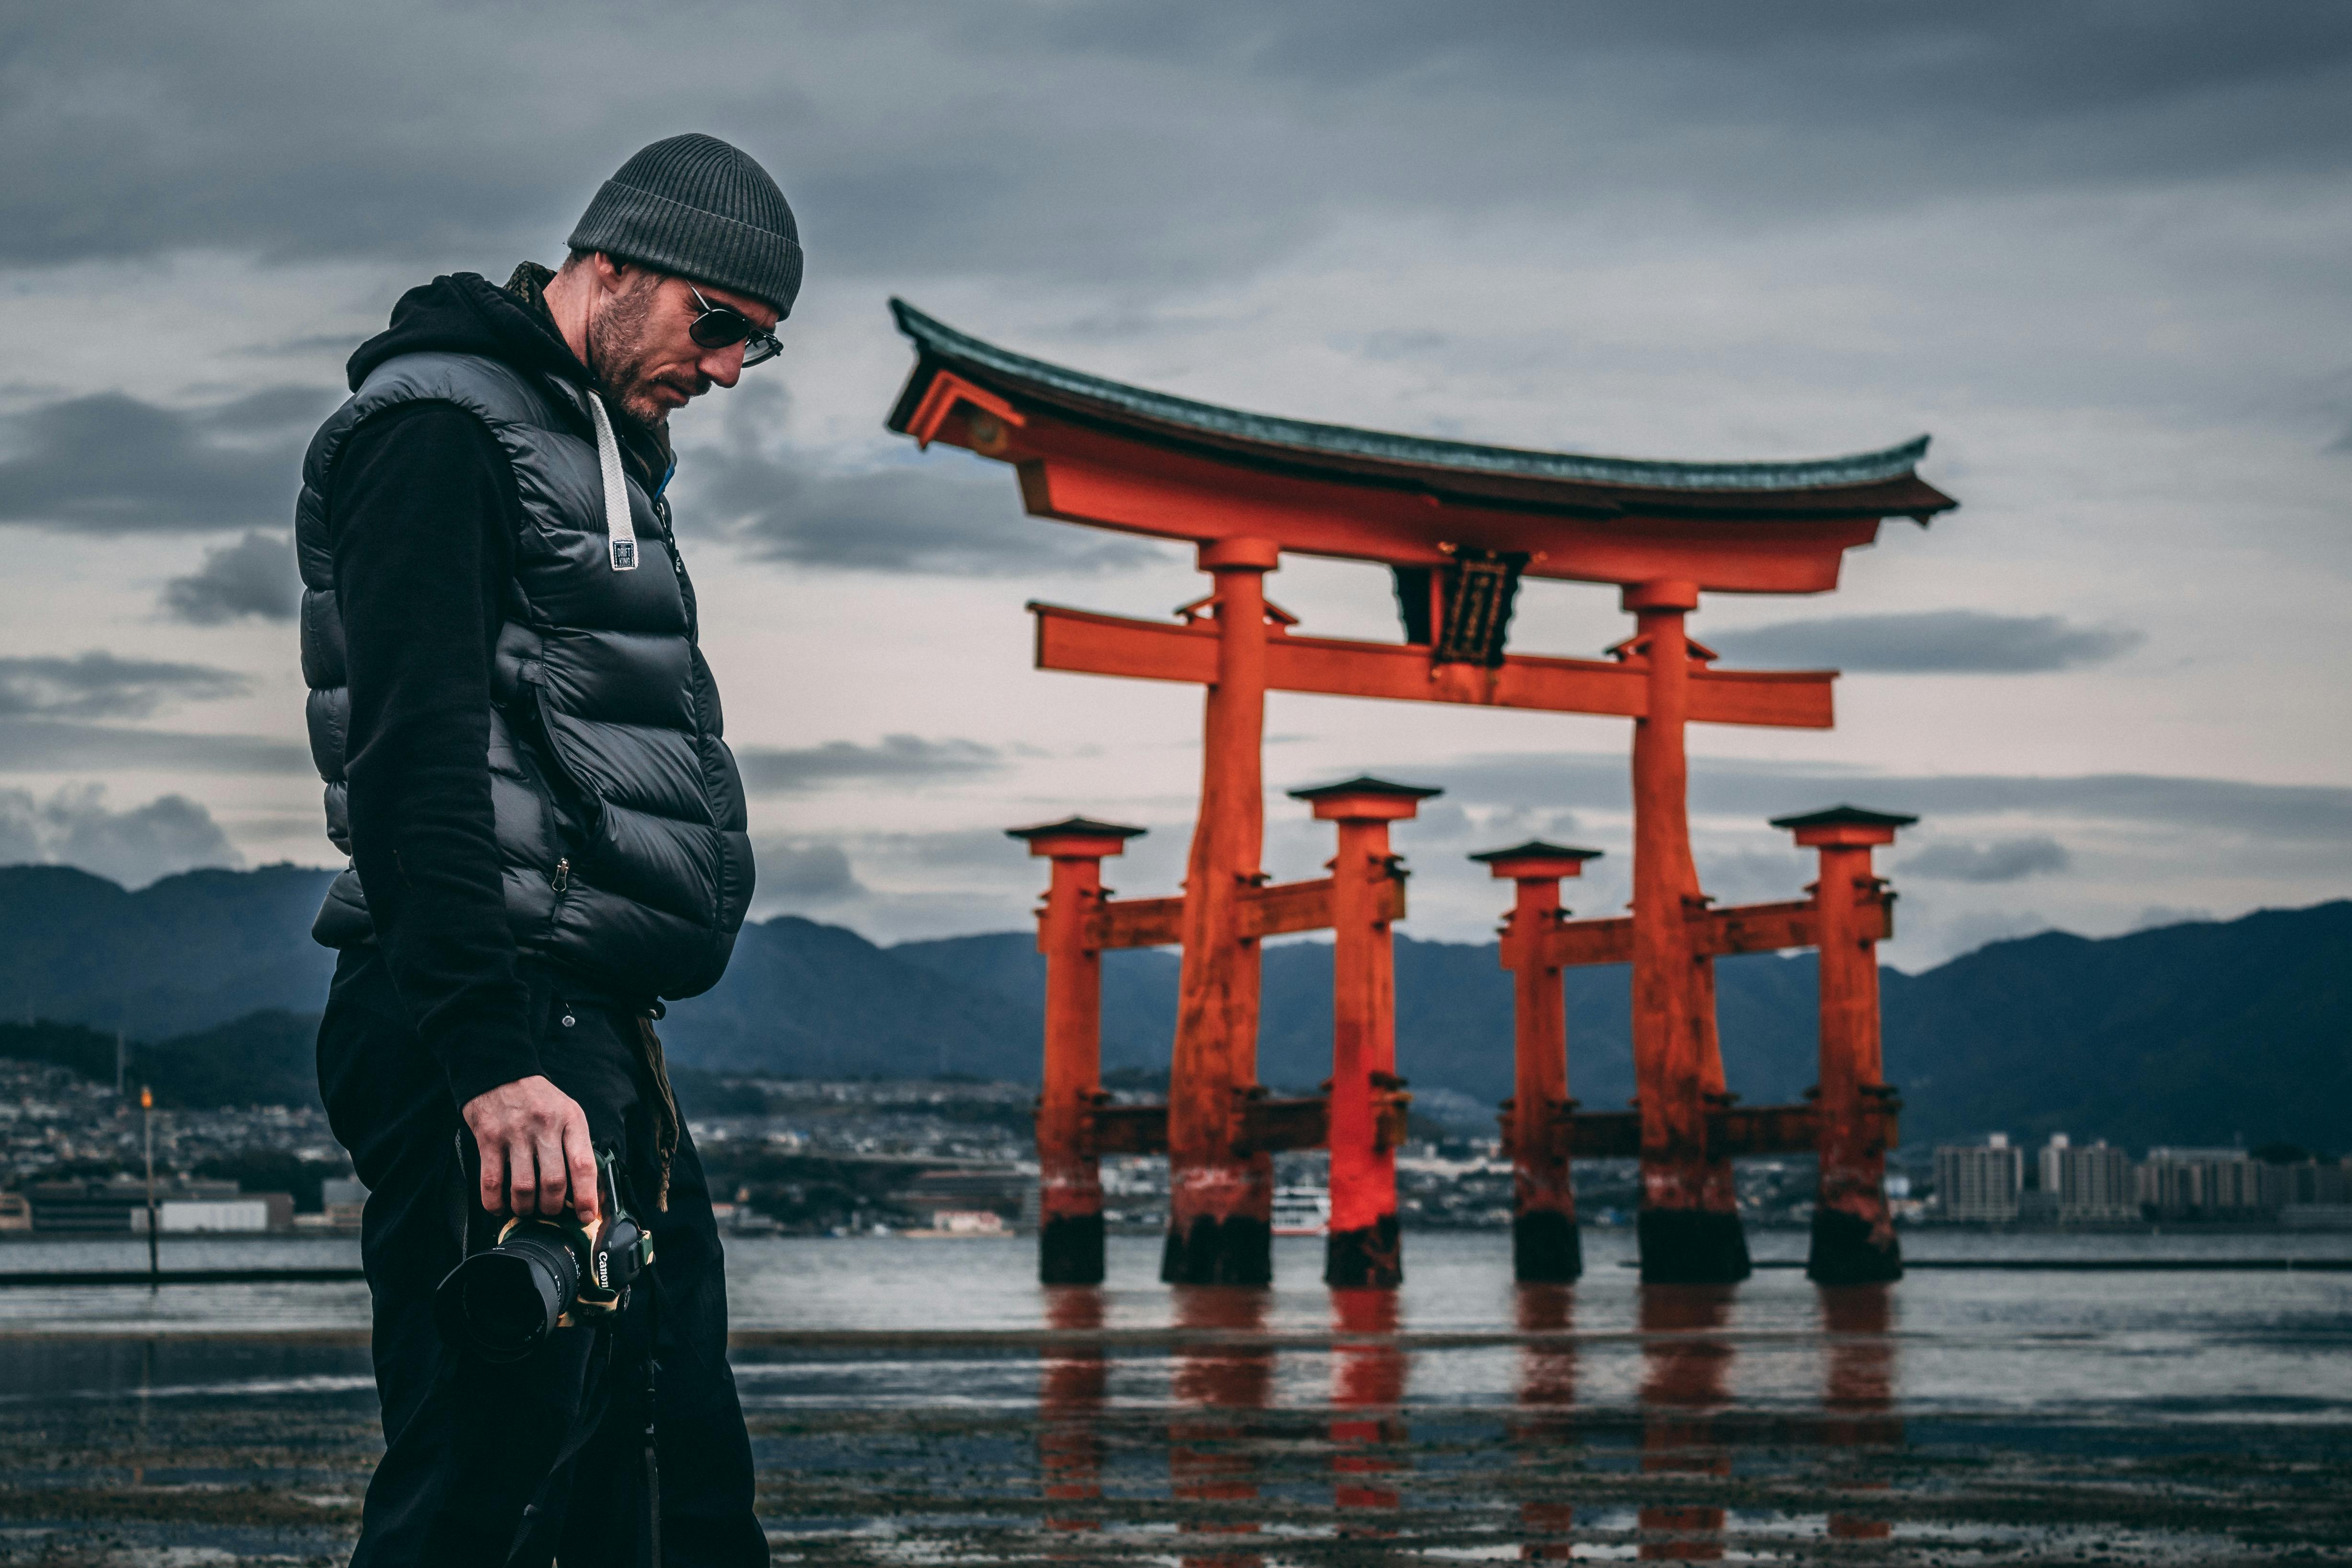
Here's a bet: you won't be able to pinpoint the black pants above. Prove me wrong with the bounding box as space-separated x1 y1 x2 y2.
318 948 767 1566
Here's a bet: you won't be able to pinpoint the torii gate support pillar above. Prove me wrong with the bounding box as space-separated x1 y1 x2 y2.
1011 815 1147 1284
1165 537 1281 1285
1626 579 1750 1284
1293 777 1439 1289
1475 841 1605 1283
1775 807 1914 1284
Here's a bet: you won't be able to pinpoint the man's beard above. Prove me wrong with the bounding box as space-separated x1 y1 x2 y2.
586 277 680 431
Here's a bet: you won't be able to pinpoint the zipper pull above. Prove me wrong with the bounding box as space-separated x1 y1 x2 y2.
552 857 570 893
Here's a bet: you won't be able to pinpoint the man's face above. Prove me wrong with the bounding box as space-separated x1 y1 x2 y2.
588 268 781 431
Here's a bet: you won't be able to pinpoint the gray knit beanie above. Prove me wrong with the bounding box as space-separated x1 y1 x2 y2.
567 132 803 316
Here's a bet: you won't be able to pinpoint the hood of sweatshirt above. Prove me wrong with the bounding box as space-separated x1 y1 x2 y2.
346 270 670 485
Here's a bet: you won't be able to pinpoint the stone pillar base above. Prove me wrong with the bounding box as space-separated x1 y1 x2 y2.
1512 1210 1583 1283
1160 1213 1272 1285
1039 1212 1106 1285
1325 1214 1403 1288
1806 1206 1902 1284
1637 1207 1751 1284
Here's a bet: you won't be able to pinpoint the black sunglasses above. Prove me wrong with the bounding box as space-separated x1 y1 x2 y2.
685 283 783 367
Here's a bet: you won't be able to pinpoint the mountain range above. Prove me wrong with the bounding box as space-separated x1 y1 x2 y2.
0 863 2343 1151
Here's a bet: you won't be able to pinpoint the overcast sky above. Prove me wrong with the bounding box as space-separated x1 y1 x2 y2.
1 1 2347 966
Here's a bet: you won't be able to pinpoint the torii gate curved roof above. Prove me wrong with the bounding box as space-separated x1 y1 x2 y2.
887 300 1957 594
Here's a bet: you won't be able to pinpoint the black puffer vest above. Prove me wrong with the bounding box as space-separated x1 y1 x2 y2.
297 346 754 1000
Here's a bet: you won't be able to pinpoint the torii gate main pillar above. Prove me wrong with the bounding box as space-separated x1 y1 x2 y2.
1626 579 1750 1284
1164 537 1281 1285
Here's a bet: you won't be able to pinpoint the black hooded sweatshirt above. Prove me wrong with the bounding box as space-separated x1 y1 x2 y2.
331 269 670 1109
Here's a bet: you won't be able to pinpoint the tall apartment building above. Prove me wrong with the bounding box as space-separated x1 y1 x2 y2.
2257 1158 2351 1212
2031 1133 2138 1223
2137 1148 2263 1219
1936 1134 2024 1222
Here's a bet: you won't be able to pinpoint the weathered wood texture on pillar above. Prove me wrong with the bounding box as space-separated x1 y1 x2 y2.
1775 805 1915 1284
1011 817 1146 1284
1165 538 1280 1284
1475 842 1604 1283
1626 580 1750 1284
1295 778 1439 1289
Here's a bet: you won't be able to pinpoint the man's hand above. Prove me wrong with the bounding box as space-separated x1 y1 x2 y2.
461 1076 600 1225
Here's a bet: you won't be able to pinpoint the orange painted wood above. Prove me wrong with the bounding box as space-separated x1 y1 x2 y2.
1813 844 1898 1245
1515 896 1889 971
1031 603 1835 729
1033 851 1110 1229
1005 419 1889 594
1088 872 1405 950
1089 1097 1334 1157
1166 546 1276 1252
1092 894 1185 950
903 369 1024 450
1326 816 1399 1240
1551 1102 1894 1160
1627 585 1733 1217
1501 876 1576 1229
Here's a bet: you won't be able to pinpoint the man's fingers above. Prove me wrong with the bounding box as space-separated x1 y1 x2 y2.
478 1138 507 1215
507 1141 539 1216
566 1112 600 1225
533 1129 568 1216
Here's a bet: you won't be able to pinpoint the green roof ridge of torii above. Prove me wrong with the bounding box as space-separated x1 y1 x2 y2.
890 298 1941 496
1286 775 1446 802
1005 815 1148 841
1468 840 1606 863
1767 804 1920 830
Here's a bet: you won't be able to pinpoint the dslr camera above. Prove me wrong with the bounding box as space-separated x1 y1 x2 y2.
434 1147 654 1362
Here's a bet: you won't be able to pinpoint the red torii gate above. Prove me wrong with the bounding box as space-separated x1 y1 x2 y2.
887 300 1955 1287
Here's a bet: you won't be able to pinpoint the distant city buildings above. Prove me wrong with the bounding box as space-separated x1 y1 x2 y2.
2137 1147 2265 1219
1930 1132 2352 1226
1936 1133 2024 1222
2025 1133 2136 1223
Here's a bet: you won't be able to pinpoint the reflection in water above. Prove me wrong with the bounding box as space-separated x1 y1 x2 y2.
1638 1285 1736 1561
1329 1289 1408 1531
1514 1284 1578 1559
1038 1286 1106 1534
1821 1284 1901 1542
1170 1286 1273 1568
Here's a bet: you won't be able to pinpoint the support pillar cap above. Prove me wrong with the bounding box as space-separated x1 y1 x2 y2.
1008 815 1147 858
1198 537 1281 571
1289 774 1442 822
1621 578 1700 613
1768 803 1916 848
1469 840 1605 880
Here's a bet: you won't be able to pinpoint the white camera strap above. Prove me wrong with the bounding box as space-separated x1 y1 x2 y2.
585 390 639 572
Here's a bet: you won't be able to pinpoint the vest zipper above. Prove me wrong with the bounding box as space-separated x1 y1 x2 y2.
552 857 570 893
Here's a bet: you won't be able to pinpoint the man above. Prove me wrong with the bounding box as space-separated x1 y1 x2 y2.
299 133 797 1565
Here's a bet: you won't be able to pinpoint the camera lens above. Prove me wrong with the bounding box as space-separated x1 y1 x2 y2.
434 1223 585 1362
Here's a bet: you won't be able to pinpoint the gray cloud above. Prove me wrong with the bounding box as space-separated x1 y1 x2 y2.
3 4 2343 283
1423 751 2352 845
1707 611 2143 674
0 784 242 887
0 652 249 720
1900 836 2071 883
734 735 1004 794
161 531 300 623
0 719 309 775
679 388 1170 576
0 388 322 534
758 841 863 900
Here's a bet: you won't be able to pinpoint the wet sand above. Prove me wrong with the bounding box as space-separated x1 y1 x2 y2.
3 1234 2349 1563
